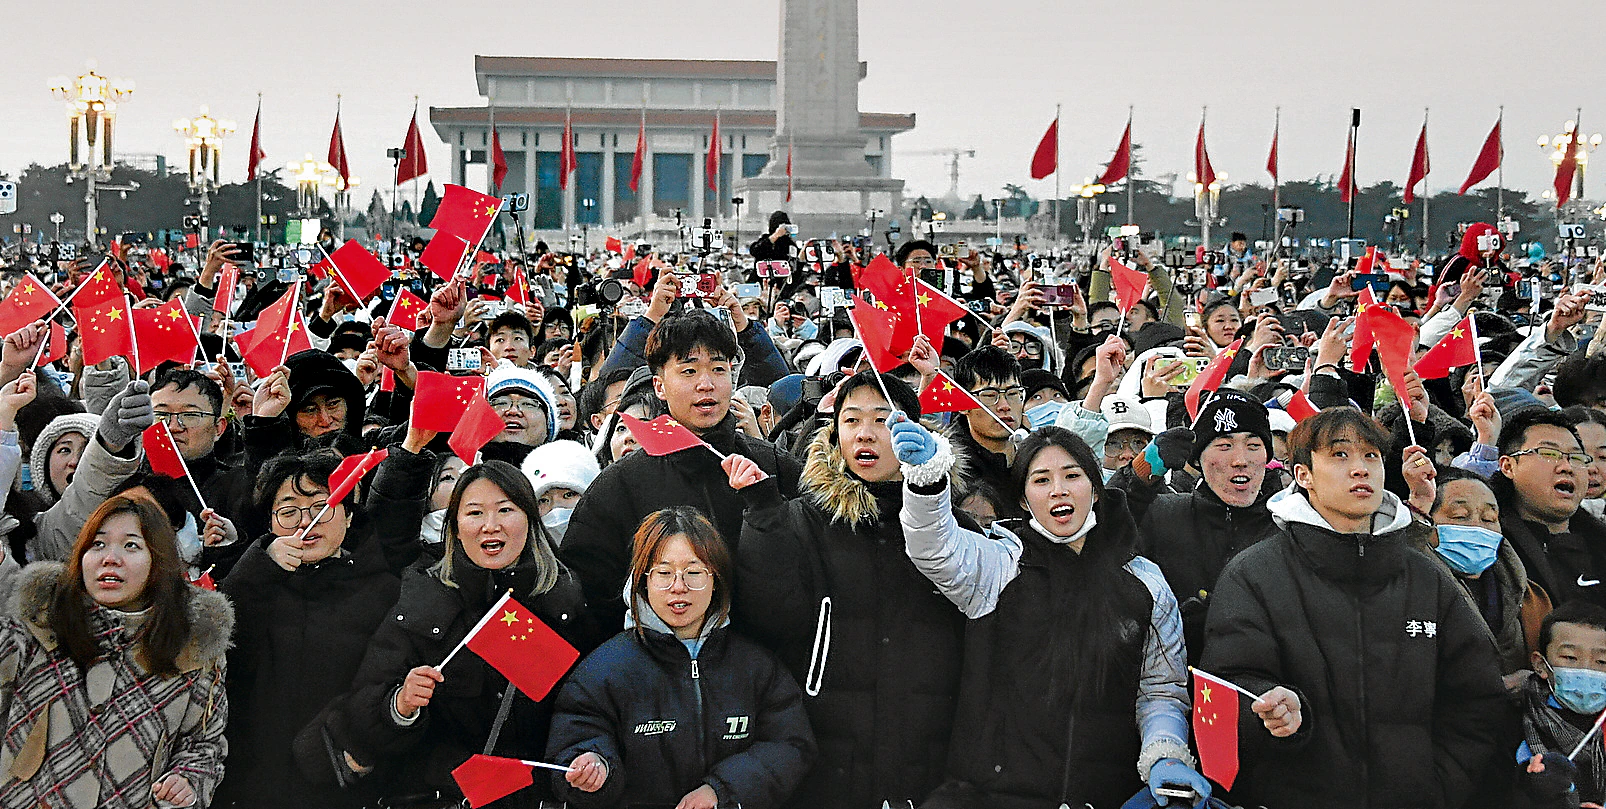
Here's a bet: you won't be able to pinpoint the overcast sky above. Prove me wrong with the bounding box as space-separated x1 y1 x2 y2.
6 0 1606 208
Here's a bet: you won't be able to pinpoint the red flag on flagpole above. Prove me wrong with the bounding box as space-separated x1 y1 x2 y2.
328 448 389 505
1185 339 1243 421
0 275 62 336
1195 112 1216 189
1266 120 1280 182
448 392 505 466
1555 120 1583 207
328 241 393 302
490 128 508 192
78 297 134 366
1108 256 1149 315
1029 116 1058 180
70 263 125 310
1364 305 1417 400
559 108 576 191
919 372 986 415
1095 118 1133 187
604 236 623 254
461 591 579 701
38 321 66 366
213 264 238 314
247 98 267 182
131 299 200 374
142 421 189 479
421 185 502 280
1405 119 1430 205
1286 389 1320 422
1349 285 1383 372
1192 670 1241 789
848 294 907 373
629 109 646 193
388 289 428 331
452 755 535 809
411 371 487 432
1413 315 1478 379
705 112 721 193
397 108 430 185
237 309 312 377
620 413 706 457
328 105 351 186
913 278 969 346
1339 128 1359 204
1459 117 1503 195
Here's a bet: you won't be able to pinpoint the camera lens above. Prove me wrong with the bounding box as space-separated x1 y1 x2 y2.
597 278 625 306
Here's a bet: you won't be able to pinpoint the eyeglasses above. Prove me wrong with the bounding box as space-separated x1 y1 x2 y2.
153 410 216 430
1008 340 1043 358
1104 438 1151 455
647 567 711 591
972 386 1026 406
273 502 334 530
1508 447 1595 468
490 396 545 416
905 256 938 269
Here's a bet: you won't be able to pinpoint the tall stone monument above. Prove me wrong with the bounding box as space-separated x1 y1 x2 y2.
735 0 905 237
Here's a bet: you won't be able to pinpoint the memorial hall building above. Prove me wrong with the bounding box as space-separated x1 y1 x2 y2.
429 56 915 235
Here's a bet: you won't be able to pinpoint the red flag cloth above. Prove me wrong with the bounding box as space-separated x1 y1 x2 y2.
78 297 134 367
1192 670 1241 789
148 249 172 271
389 289 428 331
39 321 66 366
423 185 502 280
397 112 429 185
213 264 238 314
1266 122 1280 182
1414 315 1478 379
491 128 508 191
189 570 217 591
412 371 486 433
559 111 576 190
243 286 299 352
848 294 907 373
185 233 200 250
328 111 351 186
786 140 794 202
329 241 392 302
1339 128 1359 204
623 244 636 263
1370 305 1417 402
706 115 721 193
632 257 655 290
132 300 200 374
380 367 396 393
629 113 646 193
1286 389 1320 423
1185 339 1243 422
0 275 63 336
1459 119 1503 195
247 104 267 182
328 448 388 505
853 254 916 309
464 592 579 701
1029 117 1058 180
1405 121 1430 205
1095 119 1133 187
448 393 504 466
604 236 623 254
452 755 534 809
506 267 530 306
1108 257 1148 315
1195 116 1216 189
1556 124 1583 207
914 279 969 344
920 372 986 415
620 412 706 457
420 236 472 282
71 263 124 310
237 311 312 377
306 255 331 281
142 421 188 479
1349 286 1383 372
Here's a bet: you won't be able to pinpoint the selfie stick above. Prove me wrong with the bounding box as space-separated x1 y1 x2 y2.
1570 706 1606 759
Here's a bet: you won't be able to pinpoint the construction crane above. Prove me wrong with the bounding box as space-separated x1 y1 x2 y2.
899 148 976 198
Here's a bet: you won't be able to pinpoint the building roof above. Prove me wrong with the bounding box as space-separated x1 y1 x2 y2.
430 106 915 135
473 55 868 93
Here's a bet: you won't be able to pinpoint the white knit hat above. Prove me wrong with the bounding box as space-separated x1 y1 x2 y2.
521 439 601 498
485 361 558 439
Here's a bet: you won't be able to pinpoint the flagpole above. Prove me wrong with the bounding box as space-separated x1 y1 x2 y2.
1271 107 1281 258
29 325 51 371
639 91 647 242
1469 312 1486 392
125 296 141 378
278 279 301 368
412 96 422 225
1188 666 1262 701
1497 107 1505 224
1124 106 1135 227
1053 104 1062 251
438 591 513 671
1570 706 1606 760
44 258 110 324
254 93 263 246
1421 108 1430 258
518 760 577 774
161 420 210 513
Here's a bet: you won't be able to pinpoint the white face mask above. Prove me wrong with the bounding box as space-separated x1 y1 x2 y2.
420 509 447 545
541 507 574 544
341 357 361 374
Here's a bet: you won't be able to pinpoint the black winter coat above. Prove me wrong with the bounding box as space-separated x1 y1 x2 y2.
345 556 591 808
561 414 802 638
1200 499 1509 809
1134 475 1282 665
547 624 816 809
733 433 967 809
1491 471 1606 610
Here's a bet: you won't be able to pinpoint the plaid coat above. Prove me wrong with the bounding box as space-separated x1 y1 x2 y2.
0 563 232 809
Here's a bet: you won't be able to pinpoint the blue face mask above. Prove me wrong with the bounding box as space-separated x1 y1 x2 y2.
1547 661 1606 714
1433 524 1502 576
1101 466 1117 483
1025 401 1065 430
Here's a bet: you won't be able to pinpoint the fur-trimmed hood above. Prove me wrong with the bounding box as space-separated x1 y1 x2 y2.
800 425 965 526
11 561 233 673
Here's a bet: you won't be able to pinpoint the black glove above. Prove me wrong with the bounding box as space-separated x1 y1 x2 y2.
1521 751 1579 804
1151 427 1195 475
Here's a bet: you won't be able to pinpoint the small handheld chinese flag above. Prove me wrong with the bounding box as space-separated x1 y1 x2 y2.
1185 339 1243 421
328 448 388 506
411 371 486 433
1367 305 1417 403
452 755 534 809
328 241 393 302
1108 256 1148 315
448 392 504 466
0 275 63 336
77 297 134 367
919 372 985 415
604 236 623 254
914 279 969 346
388 289 429 331
213 264 239 314
462 592 579 701
1413 315 1478 380
142 421 189 479
1285 389 1320 423
70 262 124 311
1029 116 1058 180
620 413 705 457
1192 669 1241 789
847 294 906 373
132 299 201 374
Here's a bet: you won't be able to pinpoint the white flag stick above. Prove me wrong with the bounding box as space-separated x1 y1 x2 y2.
1570 705 1606 760
518 760 577 774
437 591 513 671
1189 666 1262 701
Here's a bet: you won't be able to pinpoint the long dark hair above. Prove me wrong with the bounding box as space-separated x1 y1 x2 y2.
435 461 560 596
52 495 191 676
1010 427 1145 702
627 507 733 640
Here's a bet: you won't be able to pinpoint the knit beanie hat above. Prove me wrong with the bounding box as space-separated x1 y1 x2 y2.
486 361 559 440
30 413 99 504
1190 390 1274 463
521 440 601 498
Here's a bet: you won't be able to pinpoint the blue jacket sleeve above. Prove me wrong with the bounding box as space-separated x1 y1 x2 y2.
737 321 792 387
596 316 658 379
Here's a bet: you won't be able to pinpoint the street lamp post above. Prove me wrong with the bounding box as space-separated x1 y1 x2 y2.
48 62 133 248
1190 171 1226 251
1540 118 1603 201
173 106 235 245
1067 177 1106 244
324 173 360 242
289 155 329 219
581 198 596 252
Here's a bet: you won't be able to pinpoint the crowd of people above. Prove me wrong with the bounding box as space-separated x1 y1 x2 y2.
2 209 1606 809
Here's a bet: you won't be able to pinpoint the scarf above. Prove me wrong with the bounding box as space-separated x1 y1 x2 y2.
1522 672 1606 803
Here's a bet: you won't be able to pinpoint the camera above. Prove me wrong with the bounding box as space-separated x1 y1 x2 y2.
818 286 848 312
1516 280 1534 300
786 223 799 237
966 299 990 313
276 268 302 284
389 253 406 269
447 348 483 372
801 240 837 268
1039 284 1080 307
182 214 208 230
595 278 627 306
754 260 792 279
500 193 529 213
1199 251 1224 266
1477 233 1503 251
